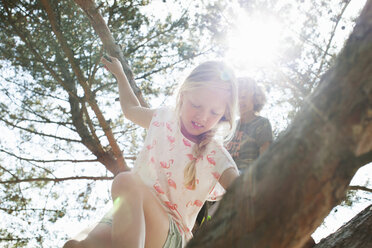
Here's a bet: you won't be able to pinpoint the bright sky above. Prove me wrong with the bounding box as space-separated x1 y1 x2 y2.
224 10 283 69
0 0 370 246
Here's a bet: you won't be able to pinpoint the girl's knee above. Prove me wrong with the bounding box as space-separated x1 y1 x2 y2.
111 172 140 199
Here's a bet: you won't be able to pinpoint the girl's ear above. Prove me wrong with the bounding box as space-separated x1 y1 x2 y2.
179 93 184 106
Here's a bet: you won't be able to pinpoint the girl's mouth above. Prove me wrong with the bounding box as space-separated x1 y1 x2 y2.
191 121 203 129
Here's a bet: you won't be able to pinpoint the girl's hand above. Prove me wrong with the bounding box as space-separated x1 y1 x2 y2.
101 55 124 78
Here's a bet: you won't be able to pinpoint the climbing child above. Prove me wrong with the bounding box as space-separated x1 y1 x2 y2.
226 77 273 170
64 58 240 248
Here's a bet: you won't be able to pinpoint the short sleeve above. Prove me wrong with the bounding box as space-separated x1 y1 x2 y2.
206 143 238 201
255 118 273 147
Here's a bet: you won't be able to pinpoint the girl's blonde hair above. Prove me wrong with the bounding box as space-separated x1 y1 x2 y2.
238 77 267 113
175 61 238 189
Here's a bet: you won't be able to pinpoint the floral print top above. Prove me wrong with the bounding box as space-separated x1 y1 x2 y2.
132 107 237 241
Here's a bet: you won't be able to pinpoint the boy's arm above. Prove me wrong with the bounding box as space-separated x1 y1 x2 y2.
101 56 155 129
259 141 271 155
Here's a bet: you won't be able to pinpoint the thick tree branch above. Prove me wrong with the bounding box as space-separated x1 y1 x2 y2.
313 204 372 248
188 1 372 247
73 0 149 108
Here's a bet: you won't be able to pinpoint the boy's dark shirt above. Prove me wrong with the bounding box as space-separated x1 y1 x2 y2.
226 116 273 170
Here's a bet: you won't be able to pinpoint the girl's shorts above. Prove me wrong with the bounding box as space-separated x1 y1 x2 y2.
163 217 183 248
99 212 183 248
99 210 113 225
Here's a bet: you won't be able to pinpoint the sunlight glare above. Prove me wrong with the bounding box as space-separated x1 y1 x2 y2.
225 10 283 69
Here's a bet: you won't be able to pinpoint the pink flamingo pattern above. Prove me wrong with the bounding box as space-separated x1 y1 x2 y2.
167 135 176 151
160 161 169 169
186 153 195 161
186 199 203 207
183 138 192 147
153 182 165 194
164 201 178 211
160 159 174 169
166 172 177 189
152 121 161 127
167 135 175 144
206 150 216 165
146 140 157 150
211 171 220 180
166 122 173 132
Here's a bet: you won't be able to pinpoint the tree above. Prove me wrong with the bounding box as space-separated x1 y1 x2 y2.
187 1 372 246
0 0 212 246
313 204 372 248
0 0 370 247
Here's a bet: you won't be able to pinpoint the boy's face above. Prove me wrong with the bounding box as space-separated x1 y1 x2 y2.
179 87 228 141
238 84 254 114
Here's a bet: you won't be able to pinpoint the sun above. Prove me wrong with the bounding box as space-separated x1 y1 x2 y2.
224 10 283 70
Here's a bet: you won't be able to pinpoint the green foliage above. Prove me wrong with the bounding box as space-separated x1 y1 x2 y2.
0 0 367 246
0 0 208 246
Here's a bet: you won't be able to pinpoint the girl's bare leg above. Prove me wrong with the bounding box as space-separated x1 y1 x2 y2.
111 172 169 248
63 223 111 248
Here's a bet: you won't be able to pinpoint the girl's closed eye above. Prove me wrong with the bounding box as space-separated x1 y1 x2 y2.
191 102 201 108
211 110 221 116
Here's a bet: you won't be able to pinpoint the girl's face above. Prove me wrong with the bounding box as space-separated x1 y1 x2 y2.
180 87 229 141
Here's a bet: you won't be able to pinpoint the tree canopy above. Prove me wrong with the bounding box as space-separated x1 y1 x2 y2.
0 0 370 247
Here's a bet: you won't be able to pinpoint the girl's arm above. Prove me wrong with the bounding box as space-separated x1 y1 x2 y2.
101 56 155 129
219 167 239 190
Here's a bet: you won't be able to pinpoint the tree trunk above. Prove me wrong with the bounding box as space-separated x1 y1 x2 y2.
188 1 372 247
314 204 372 248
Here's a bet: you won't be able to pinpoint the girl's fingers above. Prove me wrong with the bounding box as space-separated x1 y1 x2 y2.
103 54 112 62
100 57 108 64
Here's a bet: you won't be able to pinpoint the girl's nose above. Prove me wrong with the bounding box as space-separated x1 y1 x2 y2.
196 108 208 122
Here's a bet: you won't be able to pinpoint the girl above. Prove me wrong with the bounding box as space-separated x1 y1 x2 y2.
64 59 240 248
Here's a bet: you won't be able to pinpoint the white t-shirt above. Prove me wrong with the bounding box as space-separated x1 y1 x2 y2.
132 107 237 240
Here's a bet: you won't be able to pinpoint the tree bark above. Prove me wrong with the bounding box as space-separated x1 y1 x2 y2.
314 205 372 248
73 0 149 108
188 1 372 247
